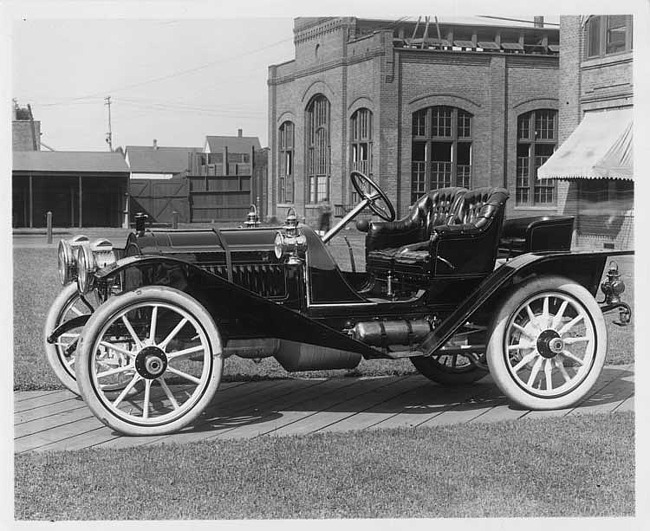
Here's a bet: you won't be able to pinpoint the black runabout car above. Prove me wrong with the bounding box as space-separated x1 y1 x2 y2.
45 171 633 436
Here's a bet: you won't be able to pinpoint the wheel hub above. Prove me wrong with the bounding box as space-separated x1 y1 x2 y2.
135 346 168 379
537 329 564 359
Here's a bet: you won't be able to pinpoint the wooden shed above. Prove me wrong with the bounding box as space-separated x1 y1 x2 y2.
12 151 130 228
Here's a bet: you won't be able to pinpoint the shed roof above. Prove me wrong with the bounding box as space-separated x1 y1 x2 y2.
205 135 262 154
125 145 202 174
13 151 130 173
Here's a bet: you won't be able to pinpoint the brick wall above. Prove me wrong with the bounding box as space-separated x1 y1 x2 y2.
12 120 40 151
555 15 634 250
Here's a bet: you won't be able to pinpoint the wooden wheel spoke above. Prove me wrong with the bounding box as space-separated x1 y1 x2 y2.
159 317 188 350
142 379 152 420
559 314 584 336
551 300 569 330
543 359 554 390
526 357 543 387
121 315 143 349
512 351 538 373
96 364 134 379
149 305 158 344
512 323 535 340
166 366 202 385
112 374 140 409
167 345 205 360
158 377 180 410
561 350 584 366
554 358 572 383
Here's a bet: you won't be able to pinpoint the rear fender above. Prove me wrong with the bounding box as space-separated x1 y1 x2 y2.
418 250 632 356
97 256 381 358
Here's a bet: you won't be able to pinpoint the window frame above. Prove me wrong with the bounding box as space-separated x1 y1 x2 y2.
516 109 558 207
585 15 633 59
306 95 331 204
410 105 473 205
278 121 294 204
350 108 373 203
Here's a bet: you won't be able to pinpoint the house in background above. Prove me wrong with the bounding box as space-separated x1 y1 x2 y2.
12 151 130 228
538 15 633 250
125 131 267 225
125 141 202 223
187 130 266 222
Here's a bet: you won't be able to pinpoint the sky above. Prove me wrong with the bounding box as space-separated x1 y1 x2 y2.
9 6 567 153
12 17 296 151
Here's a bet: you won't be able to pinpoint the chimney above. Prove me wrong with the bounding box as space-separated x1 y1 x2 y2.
237 128 243 138
153 139 158 150
533 17 544 28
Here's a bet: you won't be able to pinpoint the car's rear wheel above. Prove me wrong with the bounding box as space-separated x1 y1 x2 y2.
76 286 223 436
411 326 488 386
487 275 607 410
411 353 488 386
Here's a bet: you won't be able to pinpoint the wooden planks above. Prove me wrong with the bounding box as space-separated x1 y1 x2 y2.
14 365 635 454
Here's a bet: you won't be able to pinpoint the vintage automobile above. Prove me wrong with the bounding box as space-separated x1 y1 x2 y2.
45 171 632 436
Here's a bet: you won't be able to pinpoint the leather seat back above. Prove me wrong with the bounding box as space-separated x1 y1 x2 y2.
424 187 467 234
454 187 509 231
365 187 466 252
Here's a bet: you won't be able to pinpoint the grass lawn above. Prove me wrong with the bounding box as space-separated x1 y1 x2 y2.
14 412 635 520
13 240 635 390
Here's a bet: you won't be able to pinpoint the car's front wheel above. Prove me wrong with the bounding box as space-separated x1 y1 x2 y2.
76 286 223 436
487 275 607 410
43 283 99 395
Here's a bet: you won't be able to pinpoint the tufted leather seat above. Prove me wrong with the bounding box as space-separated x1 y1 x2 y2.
364 187 467 253
368 187 509 277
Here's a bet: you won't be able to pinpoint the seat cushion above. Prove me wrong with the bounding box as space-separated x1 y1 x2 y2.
394 248 430 265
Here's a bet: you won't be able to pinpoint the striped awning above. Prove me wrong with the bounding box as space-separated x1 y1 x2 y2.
537 108 633 180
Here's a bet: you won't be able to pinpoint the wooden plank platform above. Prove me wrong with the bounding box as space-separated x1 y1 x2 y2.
14 365 634 454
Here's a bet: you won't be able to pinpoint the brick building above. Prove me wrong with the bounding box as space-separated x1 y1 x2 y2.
12 103 40 151
267 17 561 225
539 15 633 250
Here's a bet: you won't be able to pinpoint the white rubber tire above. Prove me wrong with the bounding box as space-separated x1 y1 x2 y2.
487 275 607 410
76 286 223 436
43 283 90 395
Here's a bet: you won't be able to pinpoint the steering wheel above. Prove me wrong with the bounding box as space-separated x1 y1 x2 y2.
350 171 396 222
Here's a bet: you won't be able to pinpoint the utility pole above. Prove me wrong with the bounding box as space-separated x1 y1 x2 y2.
105 95 113 151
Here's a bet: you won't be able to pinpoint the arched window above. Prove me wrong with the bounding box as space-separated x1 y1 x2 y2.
350 108 373 202
516 109 558 205
278 121 294 203
411 106 472 204
306 95 330 203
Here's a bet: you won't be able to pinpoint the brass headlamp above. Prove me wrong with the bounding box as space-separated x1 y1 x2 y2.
57 235 89 285
244 204 261 228
76 238 117 295
274 208 307 265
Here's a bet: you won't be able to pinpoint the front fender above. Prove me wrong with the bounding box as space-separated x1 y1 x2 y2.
418 249 633 356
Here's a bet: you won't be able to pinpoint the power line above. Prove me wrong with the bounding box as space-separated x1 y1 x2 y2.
34 34 294 106
115 99 265 119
